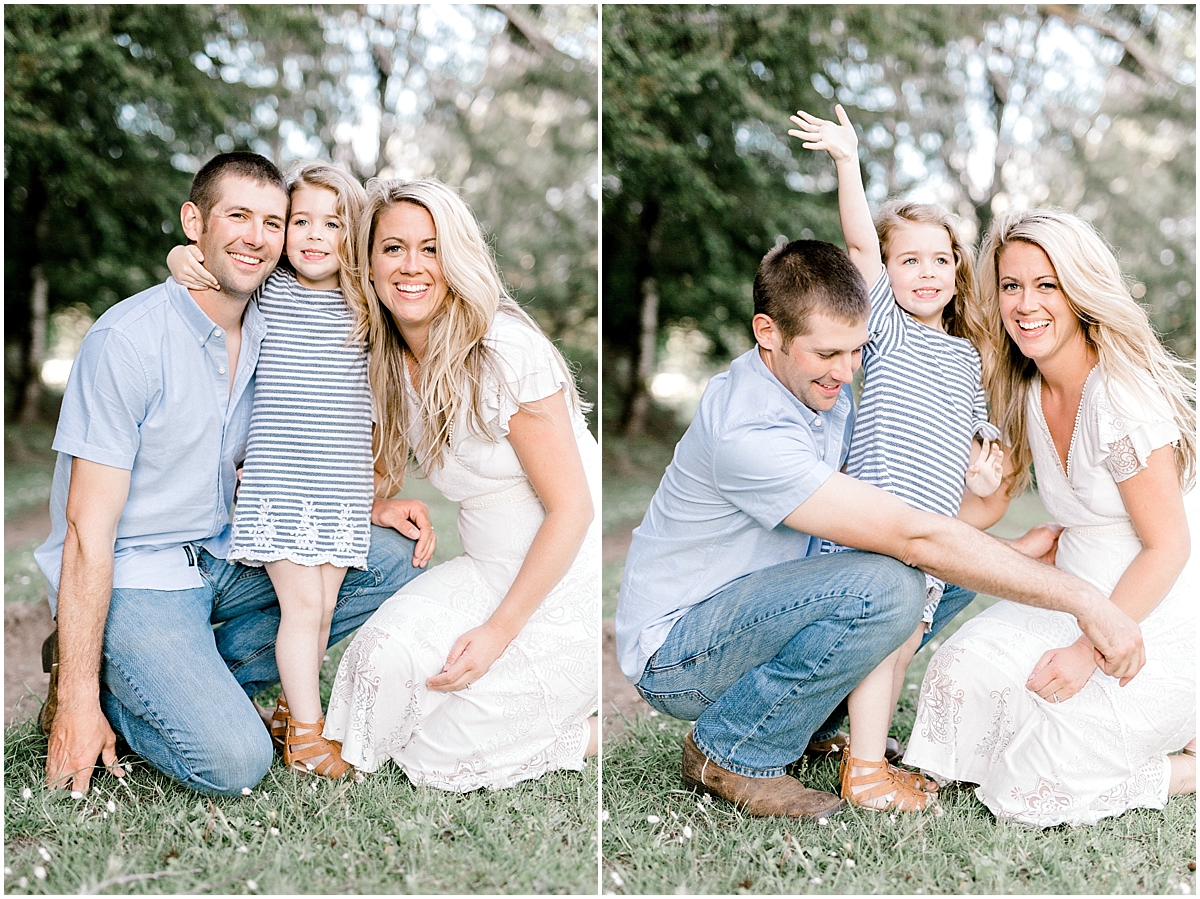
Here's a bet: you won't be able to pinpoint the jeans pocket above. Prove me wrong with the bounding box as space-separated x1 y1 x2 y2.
636 685 712 721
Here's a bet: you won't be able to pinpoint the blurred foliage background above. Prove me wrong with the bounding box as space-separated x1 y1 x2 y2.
5 3 598 430
603 4 1196 438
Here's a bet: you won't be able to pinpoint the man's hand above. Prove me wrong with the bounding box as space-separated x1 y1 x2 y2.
788 104 859 164
426 621 511 693
1026 636 1097 703
1075 600 1145 685
372 496 436 568
1006 522 1063 565
46 703 125 794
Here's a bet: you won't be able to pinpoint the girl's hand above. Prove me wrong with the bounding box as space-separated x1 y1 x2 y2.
371 496 437 568
426 622 511 692
1026 636 1098 703
788 104 858 164
965 438 1004 497
167 245 220 292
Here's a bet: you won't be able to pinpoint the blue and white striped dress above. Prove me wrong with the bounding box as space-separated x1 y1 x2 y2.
228 269 373 569
824 270 999 623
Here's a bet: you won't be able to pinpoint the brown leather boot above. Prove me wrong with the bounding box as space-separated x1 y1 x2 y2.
39 630 58 736
682 731 844 819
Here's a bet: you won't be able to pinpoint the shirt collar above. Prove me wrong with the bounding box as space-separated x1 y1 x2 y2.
745 345 842 427
166 277 267 345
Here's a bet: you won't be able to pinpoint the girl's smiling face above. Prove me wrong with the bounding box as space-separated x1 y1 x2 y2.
884 222 956 330
286 185 343 290
369 202 448 350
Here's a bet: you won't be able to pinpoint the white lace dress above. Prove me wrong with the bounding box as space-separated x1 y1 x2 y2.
905 367 1195 827
323 315 599 791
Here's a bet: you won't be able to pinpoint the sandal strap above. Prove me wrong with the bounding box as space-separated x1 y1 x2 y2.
284 716 352 779
839 747 929 811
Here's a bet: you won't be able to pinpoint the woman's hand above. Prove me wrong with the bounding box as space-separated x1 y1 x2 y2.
167 245 220 292
1006 522 1063 565
371 496 436 568
965 438 1004 497
788 104 859 164
1026 636 1098 703
426 622 511 692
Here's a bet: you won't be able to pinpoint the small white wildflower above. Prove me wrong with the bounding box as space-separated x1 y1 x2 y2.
841 821 847 830
4 866 11 876
269 827 280 836
933 804 945 817
102 812 108 819
811 877 823 885
240 786 252 796
1179 884 1190 895
907 684 918 690
37 847 51 862
669 810 678 819
341 853 349 860
236 846 249 854
21 788 32 800
383 836 392 843
323 655 330 662
33 867 46 881
889 813 897 823
658 722 667 730
600 809 610 822
846 859 856 868
106 800 116 813
610 871 624 888
311 782 318 792
70 791 83 800
817 817 828 826
646 815 660 824
703 793 713 804
682 825 693 839
18 877 28 889
648 710 659 717
246 879 259 892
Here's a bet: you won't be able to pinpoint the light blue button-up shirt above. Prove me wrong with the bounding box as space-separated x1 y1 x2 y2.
615 346 855 681
35 278 266 610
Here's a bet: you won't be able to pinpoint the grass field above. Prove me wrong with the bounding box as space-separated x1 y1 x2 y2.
3 423 597 894
600 427 1197 895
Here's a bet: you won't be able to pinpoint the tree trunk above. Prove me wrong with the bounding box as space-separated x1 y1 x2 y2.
18 262 48 426
620 275 660 437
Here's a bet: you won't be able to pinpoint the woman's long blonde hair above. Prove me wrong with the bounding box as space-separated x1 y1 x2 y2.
875 201 988 351
346 178 585 496
977 208 1196 496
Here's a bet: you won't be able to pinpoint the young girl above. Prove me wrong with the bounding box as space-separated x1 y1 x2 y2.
789 105 1005 811
169 163 388 779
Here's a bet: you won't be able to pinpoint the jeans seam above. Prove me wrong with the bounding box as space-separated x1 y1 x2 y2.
722 592 871 770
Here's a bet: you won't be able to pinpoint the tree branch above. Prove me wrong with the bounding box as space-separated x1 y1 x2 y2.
1041 4 1176 85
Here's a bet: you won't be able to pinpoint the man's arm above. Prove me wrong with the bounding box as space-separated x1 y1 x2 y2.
47 457 131 793
784 472 1145 682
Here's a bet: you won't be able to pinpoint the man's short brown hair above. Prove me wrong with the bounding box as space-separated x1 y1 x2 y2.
753 240 869 347
188 152 287 222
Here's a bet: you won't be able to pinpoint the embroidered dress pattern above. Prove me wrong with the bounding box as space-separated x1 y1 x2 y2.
904 367 1195 827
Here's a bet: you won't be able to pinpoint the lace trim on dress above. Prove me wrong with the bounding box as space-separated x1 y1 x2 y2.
1093 378 1180 483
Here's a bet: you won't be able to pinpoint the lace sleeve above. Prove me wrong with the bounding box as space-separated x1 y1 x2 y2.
1093 373 1181 482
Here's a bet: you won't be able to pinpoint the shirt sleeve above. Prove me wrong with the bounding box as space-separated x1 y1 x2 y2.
971 379 1001 443
51 327 150 471
1092 372 1181 482
866 270 906 356
483 315 575 437
713 418 835 531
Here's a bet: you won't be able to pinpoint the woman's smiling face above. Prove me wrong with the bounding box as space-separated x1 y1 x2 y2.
997 240 1087 367
370 201 448 346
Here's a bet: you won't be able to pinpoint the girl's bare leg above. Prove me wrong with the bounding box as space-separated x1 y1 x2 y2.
585 717 598 758
888 626 927 717
1169 739 1196 796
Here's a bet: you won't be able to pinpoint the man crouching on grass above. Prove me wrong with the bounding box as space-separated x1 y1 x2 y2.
614 238 1144 819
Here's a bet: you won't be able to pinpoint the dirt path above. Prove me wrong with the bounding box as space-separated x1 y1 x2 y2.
600 524 652 740
5 506 54 725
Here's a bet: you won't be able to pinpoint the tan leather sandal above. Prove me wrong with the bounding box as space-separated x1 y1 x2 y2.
839 745 931 811
283 716 352 779
270 696 289 751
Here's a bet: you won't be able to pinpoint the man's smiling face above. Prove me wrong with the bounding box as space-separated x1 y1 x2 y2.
756 310 867 413
189 174 288 301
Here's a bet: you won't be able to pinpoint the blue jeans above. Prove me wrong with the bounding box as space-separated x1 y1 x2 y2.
97 525 422 796
635 551 975 777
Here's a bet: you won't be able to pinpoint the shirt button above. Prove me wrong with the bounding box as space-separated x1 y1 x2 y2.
219 367 226 375
214 329 223 337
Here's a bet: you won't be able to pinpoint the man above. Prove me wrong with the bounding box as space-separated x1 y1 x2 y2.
615 239 1144 818
35 152 433 797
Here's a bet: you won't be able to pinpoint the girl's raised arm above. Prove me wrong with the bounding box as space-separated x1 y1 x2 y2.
789 104 882 285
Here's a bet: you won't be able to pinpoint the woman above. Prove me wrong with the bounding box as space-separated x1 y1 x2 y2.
322 178 599 791
904 208 1196 827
